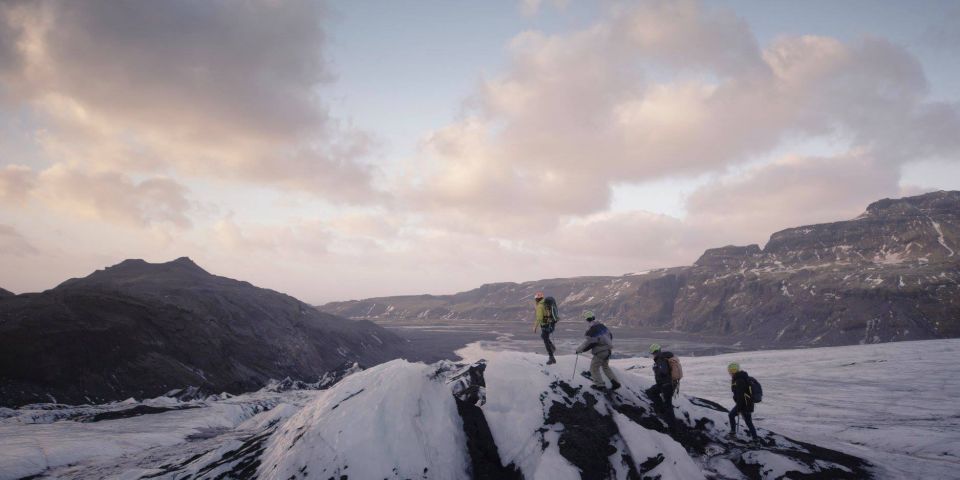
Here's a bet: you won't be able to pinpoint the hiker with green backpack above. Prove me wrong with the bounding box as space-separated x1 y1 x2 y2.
727 362 761 442
532 291 558 365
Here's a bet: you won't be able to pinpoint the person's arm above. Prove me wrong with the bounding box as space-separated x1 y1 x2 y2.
734 377 749 408
575 336 594 354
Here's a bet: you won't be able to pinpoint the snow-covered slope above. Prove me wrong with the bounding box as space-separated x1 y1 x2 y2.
1 346 883 480
627 339 960 479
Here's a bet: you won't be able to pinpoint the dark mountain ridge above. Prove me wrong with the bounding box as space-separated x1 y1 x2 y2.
0 257 408 407
322 191 960 346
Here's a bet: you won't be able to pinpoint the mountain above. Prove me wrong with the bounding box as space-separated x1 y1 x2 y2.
322 191 960 346
0 287 13 298
0 257 408 407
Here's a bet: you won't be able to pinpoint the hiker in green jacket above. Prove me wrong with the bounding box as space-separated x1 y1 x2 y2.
532 291 557 364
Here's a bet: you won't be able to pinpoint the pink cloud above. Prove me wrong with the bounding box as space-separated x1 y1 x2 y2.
36 165 192 228
0 224 38 256
404 1 959 239
0 164 35 205
0 0 380 202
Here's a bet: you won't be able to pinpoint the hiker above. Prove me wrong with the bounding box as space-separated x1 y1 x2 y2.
727 362 759 441
574 310 621 391
645 344 681 431
532 291 557 364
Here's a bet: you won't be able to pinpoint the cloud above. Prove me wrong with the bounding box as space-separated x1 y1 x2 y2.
923 4 960 55
214 216 329 256
34 165 192 228
0 224 38 256
0 164 35 204
519 0 569 16
0 0 379 202
405 0 960 237
546 210 707 266
685 151 902 245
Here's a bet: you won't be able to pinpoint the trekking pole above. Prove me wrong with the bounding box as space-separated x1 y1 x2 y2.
572 353 579 381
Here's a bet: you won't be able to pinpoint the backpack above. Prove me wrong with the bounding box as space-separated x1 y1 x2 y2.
543 296 560 323
748 376 763 403
667 356 683 381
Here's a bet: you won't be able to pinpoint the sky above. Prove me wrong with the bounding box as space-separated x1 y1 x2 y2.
1 0 959 304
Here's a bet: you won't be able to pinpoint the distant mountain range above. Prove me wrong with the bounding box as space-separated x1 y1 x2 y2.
0 257 408 407
322 191 960 347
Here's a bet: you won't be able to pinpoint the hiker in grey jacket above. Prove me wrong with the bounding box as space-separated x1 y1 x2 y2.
575 311 621 391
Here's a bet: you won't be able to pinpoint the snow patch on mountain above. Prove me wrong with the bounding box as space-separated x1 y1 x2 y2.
930 219 955 257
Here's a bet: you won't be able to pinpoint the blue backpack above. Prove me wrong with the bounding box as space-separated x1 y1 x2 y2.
748 377 763 403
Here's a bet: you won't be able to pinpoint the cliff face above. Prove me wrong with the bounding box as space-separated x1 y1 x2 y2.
322 191 960 346
0 258 407 407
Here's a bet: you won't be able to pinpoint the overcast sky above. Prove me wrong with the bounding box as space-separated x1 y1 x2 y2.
1 0 959 303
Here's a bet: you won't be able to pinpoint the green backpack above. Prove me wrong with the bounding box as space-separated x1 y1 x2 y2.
543 296 560 323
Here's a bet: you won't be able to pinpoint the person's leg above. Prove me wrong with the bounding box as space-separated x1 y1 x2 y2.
589 353 605 387
540 329 554 355
742 412 758 438
662 383 677 429
645 384 662 405
728 405 740 434
601 352 619 385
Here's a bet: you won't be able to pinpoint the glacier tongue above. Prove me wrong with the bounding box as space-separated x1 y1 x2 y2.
1 347 880 480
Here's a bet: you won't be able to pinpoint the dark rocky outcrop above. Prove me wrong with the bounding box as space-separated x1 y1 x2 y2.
0 257 408 407
323 191 960 346
0 287 14 298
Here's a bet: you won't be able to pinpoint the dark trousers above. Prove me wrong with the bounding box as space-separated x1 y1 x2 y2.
645 383 677 430
729 405 757 438
540 328 555 356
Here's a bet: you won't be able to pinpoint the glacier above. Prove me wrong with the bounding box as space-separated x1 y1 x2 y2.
1 339 958 479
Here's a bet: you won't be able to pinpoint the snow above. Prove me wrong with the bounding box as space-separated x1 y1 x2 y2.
930 219 955 257
534 430 581 480
741 450 810 479
0 390 307 480
615 339 960 479
259 360 470 480
3 340 958 479
612 412 704 479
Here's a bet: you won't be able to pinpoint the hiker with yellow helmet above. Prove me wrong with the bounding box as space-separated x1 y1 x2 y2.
727 362 760 442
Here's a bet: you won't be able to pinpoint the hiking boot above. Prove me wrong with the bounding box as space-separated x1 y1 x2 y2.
610 380 621 390
590 384 607 392
726 432 738 440
546 355 556 365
